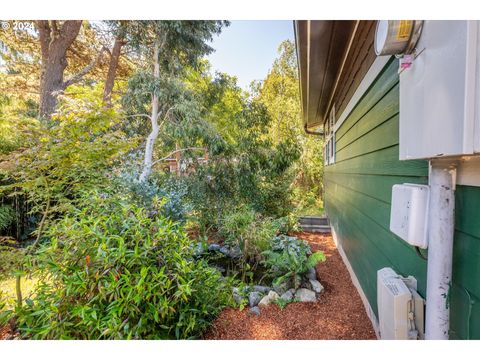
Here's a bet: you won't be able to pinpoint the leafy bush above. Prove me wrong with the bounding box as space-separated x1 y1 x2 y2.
118 165 192 223
272 213 299 234
262 235 326 288
273 296 294 309
219 206 256 246
292 187 324 216
219 206 277 264
0 205 15 231
0 95 39 154
2 92 136 222
8 193 233 339
175 92 300 231
0 238 24 282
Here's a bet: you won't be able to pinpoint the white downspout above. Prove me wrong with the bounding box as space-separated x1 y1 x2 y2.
425 159 457 340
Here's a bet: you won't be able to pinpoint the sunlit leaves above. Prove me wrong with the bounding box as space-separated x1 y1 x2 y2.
13 193 234 339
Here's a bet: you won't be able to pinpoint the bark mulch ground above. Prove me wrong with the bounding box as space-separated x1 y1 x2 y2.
204 232 377 340
0 323 17 340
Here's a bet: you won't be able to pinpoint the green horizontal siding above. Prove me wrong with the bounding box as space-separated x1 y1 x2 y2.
336 84 399 152
325 57 480 339
450 185 480 339
325 58 429 318
330 145 427 177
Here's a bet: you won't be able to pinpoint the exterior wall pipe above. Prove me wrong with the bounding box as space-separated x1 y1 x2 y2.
425 159 457 340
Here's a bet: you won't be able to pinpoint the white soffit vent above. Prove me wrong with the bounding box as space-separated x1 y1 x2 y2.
390 184 430 249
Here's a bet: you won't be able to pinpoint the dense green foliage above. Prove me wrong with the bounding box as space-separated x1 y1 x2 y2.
0 205 15 231
8 194 232 339
0 21 324 339
262 235 326 288
217 206 277 279
258 41 324 212
177 66 301 234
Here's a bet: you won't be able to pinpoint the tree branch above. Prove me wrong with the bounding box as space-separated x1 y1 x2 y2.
50 20 59 40
57 20 82 52
123 114 151 119
36 21 51 61
157 105 176 122
30 179 50 252
63 46 107 88
151 147 207 166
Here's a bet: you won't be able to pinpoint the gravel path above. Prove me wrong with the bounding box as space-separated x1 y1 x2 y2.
204 232 377 340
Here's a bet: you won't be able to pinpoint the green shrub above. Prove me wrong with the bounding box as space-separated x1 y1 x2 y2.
8 193 233 339
219 206 276 263
0 205 15 231
262 235 326 288
2 93 136 221
0 237 24 282
272 213 299 234
118 168 192 223
219 206 256 246
292 187 324 216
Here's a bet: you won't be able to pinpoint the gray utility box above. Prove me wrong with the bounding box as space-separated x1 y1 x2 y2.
399 20 480 160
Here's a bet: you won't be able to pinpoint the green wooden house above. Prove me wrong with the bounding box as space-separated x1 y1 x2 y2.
295 20 480 340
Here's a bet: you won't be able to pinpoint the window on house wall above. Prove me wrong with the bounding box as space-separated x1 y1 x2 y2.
324 142 329 164
324 105 336 166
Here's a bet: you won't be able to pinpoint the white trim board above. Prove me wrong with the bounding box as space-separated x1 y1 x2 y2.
457 155 480 187
333 55 392 133
331 226 380 339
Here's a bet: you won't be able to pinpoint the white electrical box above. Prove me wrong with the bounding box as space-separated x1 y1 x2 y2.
377 268 425 340
399 20 480 160
390 184 430 249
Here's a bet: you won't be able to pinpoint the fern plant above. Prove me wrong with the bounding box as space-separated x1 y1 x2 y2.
262 235 326 288
0 205 15 231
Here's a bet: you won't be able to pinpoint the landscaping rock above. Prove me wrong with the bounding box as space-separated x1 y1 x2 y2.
249 306 261 316
232 287 243 305
208 244 221 252
280 289 296 302
214 265 226 274
249 285 266 294
219 245 242 259
309 279 324 294
294 288 317 302
300 279 313 291
229 245 242 259
258 291 280 307
193 242 204 257
249 291 262 307
305 267 317 280
219 246 230 256
305 244 313 255
273 282 289 295
252 285 271 294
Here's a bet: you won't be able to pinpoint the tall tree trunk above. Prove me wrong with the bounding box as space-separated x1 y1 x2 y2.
103 36 124 107
37 20 82 120
39 50 69 119
139 40 161 182
37 21 105 120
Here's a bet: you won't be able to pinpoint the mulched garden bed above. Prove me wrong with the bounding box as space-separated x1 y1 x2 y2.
204 232 377 340
1 232 376 340
0 323 17 340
